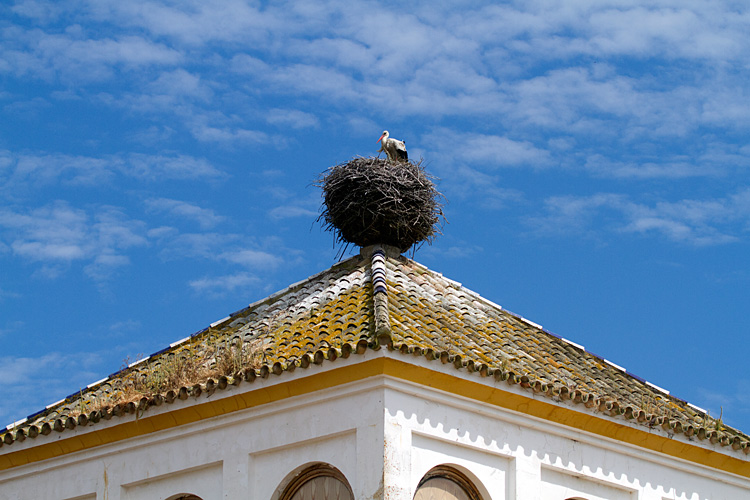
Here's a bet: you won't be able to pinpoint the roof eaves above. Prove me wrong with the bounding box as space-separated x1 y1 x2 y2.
2 249 748 459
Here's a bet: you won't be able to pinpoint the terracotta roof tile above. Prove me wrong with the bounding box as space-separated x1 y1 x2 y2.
2 245 748 457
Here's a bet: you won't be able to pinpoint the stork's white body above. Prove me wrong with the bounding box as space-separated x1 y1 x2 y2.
377 130 408 162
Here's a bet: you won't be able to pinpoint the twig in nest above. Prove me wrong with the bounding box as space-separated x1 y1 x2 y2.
316 157 445 253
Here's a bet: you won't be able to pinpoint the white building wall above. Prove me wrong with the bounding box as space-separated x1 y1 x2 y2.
0 363 388 500
1 358 748 500
381 376 750 500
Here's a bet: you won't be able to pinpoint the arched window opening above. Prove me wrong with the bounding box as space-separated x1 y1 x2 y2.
279 463 354 500
168 495 203 500
413 466 482 500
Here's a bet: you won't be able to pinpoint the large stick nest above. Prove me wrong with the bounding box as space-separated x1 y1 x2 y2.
317 157 445 252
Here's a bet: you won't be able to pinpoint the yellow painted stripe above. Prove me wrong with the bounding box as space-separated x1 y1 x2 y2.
380 358 750 478
1 357 748 478
0 359 385 471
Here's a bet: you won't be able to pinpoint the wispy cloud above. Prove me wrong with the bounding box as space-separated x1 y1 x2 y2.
145 198 224 229
189 272 261 297
0 351 103 427
108 319 142 334
81 0 286 46
583 155 716 179
189 124 278 146
1 151 115 189
266 108 319 129
0 28 181 83
158 231 283 270
424 129 553 168
269 205 318 220
121 153 226 180
221 248 283 269
5 0 746 184
696 378 750 431
528 188 750 246
0 202 148 276
0 319 24 339
0 151 226 197
0 288 21 301
146 69 213 101
436 164 524 210
423 243 484 260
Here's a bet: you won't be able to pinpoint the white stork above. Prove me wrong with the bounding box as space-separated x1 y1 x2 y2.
377 130 408 162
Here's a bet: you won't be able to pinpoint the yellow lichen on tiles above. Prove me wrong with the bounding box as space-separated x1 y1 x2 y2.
4 251 747 458
257 281 373 366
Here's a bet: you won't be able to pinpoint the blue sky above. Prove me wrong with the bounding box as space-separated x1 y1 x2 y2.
1 0 749 433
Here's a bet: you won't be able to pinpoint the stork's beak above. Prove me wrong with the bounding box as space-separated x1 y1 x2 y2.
377 134 384 143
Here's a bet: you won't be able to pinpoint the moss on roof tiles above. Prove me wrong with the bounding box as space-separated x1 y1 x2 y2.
2 247 748 455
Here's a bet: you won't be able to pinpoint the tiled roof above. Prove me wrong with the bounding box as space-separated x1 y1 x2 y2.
2 245 749 455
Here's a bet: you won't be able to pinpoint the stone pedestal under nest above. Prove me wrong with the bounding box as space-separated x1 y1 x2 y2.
317 157 445 253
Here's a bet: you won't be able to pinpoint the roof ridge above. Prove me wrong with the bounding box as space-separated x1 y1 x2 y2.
370 245 392 348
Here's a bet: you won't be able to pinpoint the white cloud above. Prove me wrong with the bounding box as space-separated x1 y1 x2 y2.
285 37 376 73
157 232 283 270
229 54 270 75
189 272 260 296
584 6 745 60
0 202 147 275
0 202 91 261
0 152 226 196
696 378 750 431
0 352 96 387
147 225 179 239
3 152 114 189
620 197 740 245
0 319 24 338
0 350 103 427
269 205 318 220
221 249 282 269
6 0 745 163
83 0 284 46
145 198 225 229
1 27 181 83
266 64 360 100
425 129 553 168
3 1 750 245
158 232 234 260
436 164 524 210
84 253 132 281
583 155 714 179
123 153 226 180
506 66 707 138
453 2 750 63
147 69 213 101
190 124 274 145
529 189 750 245
426 244 484 260
700 87 750 127
0 288 22 301
528 193 627 236
108 319 141 333
128 125 176 146
10 0 68 23
266 108 319 129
